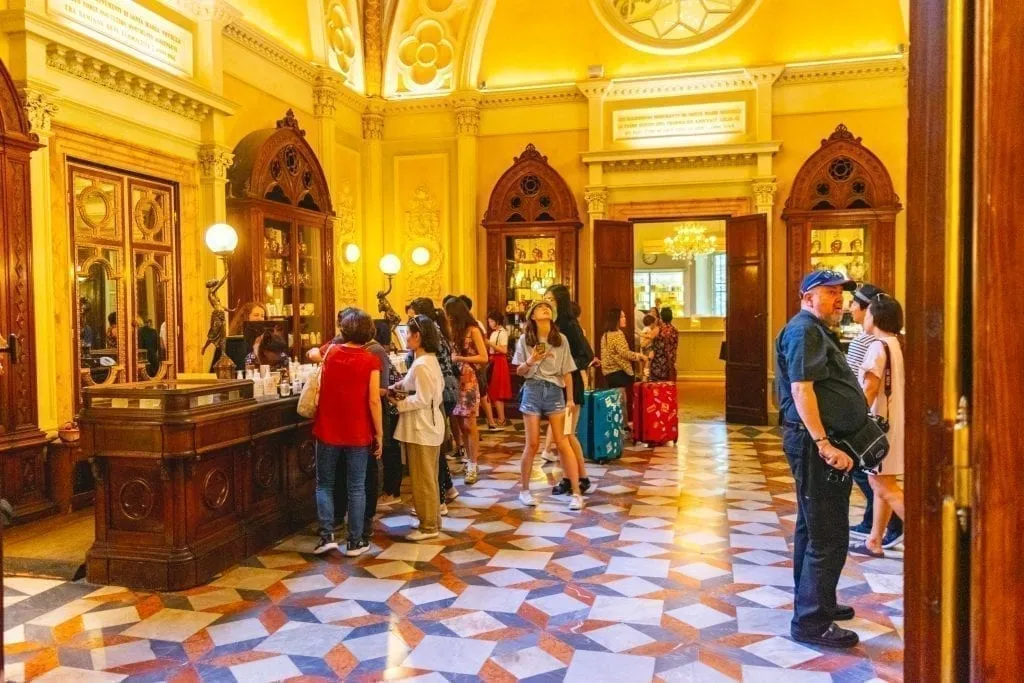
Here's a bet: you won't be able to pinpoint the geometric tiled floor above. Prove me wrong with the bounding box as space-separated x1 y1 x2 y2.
4 422 904 682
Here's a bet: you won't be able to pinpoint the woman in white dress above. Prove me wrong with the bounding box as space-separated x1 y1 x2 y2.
857 298 905 556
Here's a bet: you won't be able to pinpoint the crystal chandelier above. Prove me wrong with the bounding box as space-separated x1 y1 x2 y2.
663 222 717 262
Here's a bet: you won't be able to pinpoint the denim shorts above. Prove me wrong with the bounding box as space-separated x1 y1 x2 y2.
520 378 566 416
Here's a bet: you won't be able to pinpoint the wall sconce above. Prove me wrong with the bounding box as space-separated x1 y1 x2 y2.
203 223 238 379
377 254 402 326
343 243 361 263
411 247 431 266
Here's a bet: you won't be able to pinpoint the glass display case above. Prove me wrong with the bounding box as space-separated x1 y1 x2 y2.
227 111 336 360
504 236 558 314
81 378 254 415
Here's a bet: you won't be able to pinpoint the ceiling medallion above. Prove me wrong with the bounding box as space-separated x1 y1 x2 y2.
663 222 717 262
592 0 763 55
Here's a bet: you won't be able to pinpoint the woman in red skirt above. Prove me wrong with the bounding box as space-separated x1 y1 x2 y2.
483 310 512 430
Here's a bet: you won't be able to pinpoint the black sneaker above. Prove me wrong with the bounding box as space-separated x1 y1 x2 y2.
579 477 592 494
849 521 871 538
881 529 905 549
791 623 859 649
552 478 571 495
834 604 855 621
313 534 338 555
345 540 370 557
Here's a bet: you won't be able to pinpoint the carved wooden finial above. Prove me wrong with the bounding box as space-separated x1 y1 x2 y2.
514 143 547 165
276 109 306 137
823 123 861 146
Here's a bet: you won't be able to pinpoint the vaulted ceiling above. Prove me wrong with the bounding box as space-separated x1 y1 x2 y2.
225 0 907 97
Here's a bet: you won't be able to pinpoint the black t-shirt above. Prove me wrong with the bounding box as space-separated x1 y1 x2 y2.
557 316 593 405
774 310 868 436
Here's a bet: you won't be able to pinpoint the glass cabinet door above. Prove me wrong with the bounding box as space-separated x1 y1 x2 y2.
504 235 557 315
261 218 294 326
297 223 325 357
809 224 869 284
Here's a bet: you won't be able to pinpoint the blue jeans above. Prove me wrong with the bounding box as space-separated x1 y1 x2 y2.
315 440 370 544
520 378 566 416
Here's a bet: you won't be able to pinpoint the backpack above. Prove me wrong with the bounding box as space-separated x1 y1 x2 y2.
437 339 460 414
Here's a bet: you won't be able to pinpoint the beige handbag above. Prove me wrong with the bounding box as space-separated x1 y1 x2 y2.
297 345 334 418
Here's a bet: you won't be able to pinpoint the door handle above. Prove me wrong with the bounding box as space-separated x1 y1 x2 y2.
0 333 18 364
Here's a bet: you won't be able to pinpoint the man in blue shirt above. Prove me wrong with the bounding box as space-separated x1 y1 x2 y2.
775 270 867 649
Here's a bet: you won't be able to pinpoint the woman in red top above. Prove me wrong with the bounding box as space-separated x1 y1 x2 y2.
312 309 383 557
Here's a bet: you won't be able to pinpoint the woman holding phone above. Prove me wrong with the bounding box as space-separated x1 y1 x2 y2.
512 301 584 511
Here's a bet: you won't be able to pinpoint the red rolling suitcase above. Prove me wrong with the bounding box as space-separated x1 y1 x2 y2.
632 381 679 445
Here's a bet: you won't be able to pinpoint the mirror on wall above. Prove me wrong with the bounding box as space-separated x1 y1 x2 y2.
135 265 167 378
77 258 119 385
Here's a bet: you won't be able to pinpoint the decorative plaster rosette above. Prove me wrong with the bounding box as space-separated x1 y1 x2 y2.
590 0 763 55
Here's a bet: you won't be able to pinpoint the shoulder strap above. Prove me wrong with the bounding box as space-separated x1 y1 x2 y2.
880 339 892 399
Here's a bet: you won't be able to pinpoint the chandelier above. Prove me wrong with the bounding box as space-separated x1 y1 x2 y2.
663 222 717 262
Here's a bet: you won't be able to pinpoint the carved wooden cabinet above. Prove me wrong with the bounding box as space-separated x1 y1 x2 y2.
227 111 336 360
482 144 582 319
782 124 902 320
0 58 52 523
81 380 316 590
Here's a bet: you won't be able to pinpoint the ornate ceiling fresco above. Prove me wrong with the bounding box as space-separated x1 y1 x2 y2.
590 0 763 54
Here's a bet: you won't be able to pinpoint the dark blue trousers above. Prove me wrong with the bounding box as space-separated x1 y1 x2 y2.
783 426 853 637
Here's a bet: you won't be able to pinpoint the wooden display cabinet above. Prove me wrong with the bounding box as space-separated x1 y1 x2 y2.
482 144 582 321
227 111 336 360
782 124 902 320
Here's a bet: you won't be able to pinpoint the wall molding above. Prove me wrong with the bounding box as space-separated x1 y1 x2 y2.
582 141 781 172
45 42 236 122
777 56 907 85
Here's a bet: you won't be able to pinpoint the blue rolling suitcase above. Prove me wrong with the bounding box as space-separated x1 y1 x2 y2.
576 389 625 462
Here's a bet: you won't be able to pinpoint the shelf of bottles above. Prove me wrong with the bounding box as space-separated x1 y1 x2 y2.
634 270 685 318
810 225 869 341
504 236 557 315
261 218 326 355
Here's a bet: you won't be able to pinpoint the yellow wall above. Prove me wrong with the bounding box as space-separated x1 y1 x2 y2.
223 76 320 151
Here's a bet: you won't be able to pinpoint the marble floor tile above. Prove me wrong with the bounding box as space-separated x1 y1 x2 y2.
80 606 140 631
732 564 796 588
864 572 904 594
90 640 156 670
657 661 738 682
377 542 445 562
256 551 307 569
342 631 410 664
443 548 490 564
28 599 98 627
365 560 417 578
326 577 405 602
619 527 674 544
441 610 507 637
510 535 558 550
565 649 656 683
33 668 127 683
627 516 674 528
472 520 515 534
281 574 335 593
618 542 671 558
401 634 496 675
727 509 781 524
666 602 735 629
733 550 790 566
4 578 65 596
206 617 269 646
122 608 219 642
740 665 832 682
673 562 732 581
585 623 656 652
187 588 243 611
453 585 529 613
256 622 352 657
737 585 794 608
399 583 457 605
492 645 567 678
528 592 589 616
210 566 291 591
572 525 619 540
731 522 780 535
743 635 821 668
588 595 664 625
605 576 663 597
309 599 369 623
229 655 302 683
736 607 793 636
606 556 671 578
487 549 553 569
515 521 572 537
553 554 607 573
730 534 789 552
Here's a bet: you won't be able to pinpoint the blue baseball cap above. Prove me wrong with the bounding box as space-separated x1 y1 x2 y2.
799 270 856 295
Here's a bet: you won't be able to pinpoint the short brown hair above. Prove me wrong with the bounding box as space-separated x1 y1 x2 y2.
868 298 903 335
340 308 374 344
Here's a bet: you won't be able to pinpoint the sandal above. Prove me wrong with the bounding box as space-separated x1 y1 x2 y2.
849 542 885 558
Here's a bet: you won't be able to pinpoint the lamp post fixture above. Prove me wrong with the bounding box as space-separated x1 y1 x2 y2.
377 254 402 328
203 223 239 380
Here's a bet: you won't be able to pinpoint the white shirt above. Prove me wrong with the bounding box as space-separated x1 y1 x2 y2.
395 353 445 447
860 336 905 475
488 328 509 352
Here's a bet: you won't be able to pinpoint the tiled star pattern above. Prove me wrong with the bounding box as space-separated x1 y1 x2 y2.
3 422 903 681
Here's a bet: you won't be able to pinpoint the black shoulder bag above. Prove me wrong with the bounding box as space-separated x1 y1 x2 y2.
826 334 891 471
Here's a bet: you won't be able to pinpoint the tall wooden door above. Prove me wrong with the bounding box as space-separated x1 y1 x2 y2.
905 0 1024 678
592 220 634 364
724 214 768 424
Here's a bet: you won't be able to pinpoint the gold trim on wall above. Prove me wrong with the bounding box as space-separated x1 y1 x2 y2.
608 197 753 221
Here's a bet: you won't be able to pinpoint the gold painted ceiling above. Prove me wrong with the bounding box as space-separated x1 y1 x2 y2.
220 0 907 96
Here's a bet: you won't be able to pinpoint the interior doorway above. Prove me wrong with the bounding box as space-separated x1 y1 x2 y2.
633 218 728 422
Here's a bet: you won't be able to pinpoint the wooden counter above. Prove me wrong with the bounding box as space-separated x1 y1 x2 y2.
79 380 315 591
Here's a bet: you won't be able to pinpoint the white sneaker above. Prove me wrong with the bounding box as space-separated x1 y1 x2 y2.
406 529 440 542
541 450 558 463
445 487 460 502
518 490 538 507
569 494 584 511
440 503 449 516
464 464 479 485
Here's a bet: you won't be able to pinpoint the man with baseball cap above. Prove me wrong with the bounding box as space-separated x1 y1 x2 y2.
774 270 868 649
845 284 903 548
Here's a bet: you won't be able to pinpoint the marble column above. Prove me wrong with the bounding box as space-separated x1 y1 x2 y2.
453 93 480 302
21 85 59 432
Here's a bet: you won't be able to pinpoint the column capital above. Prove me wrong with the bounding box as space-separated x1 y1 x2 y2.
313 67 343 118
362 97 385 140
19 86 58 137
577 79 610 100
584 186 609 216
452 93 480 136
752 178 778 210
198 144 235 182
